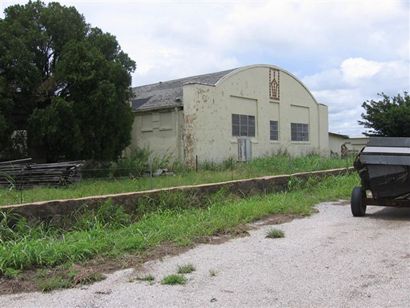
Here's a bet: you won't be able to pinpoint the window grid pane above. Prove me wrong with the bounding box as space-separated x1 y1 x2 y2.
291 123 309 141
270 121 278 140
232 114 255 137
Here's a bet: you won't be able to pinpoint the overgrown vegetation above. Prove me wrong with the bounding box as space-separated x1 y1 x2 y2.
0 154 353 206
35 265 105 292
0 174 358 292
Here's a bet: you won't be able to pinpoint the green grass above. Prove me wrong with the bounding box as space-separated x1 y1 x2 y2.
35 266 105 292
0 174 358 278
131 274 155 283
265 228 285 239
161 274 187 285
37 274 74 292
177 263 195 274
0 154 353 206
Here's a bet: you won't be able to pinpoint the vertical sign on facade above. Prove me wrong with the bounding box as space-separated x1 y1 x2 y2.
269 68 280 101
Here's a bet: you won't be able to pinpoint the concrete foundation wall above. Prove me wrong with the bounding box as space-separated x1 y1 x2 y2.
1 168 353 222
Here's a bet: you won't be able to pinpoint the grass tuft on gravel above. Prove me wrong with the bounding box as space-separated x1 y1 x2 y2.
131 274 155 283
266 228 285 239
177 263 195 274
161 274 187 285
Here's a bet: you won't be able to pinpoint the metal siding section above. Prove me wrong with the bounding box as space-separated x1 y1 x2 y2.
360 155 410 166
367 137 410 147
363 147 410 154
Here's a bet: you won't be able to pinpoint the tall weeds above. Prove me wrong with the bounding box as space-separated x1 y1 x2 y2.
0 174 358 275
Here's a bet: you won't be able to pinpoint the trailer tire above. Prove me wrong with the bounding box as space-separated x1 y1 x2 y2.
351 186 366 217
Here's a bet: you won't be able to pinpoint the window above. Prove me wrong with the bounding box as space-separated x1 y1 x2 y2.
232 114 255 137
291 123 309 141
270 121 278 140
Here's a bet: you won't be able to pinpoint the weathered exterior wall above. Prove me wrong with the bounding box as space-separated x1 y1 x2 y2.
183 65 329 164
329 133 348 156
349 137 369 153
129 108 184 160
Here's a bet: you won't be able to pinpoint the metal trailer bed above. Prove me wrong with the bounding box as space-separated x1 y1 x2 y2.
351 137 410 216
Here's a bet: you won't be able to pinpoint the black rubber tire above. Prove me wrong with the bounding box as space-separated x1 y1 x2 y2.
351 186 366 217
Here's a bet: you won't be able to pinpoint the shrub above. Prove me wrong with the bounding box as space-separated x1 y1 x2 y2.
110 147 151 178
81 160 111 179
110 148 174 178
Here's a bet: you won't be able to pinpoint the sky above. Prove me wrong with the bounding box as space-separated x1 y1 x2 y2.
1 0 409 136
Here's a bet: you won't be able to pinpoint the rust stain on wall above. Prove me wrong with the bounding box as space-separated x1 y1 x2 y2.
183 114 197 168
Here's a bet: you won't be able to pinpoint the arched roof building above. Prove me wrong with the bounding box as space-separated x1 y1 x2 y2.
131 64 329 166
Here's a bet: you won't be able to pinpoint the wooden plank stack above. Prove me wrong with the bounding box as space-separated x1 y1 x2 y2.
0 158 82 189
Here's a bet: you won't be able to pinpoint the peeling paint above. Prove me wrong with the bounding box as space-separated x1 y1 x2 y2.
183 114 197 168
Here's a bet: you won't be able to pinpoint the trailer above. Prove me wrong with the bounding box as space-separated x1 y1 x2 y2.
351 137 410 216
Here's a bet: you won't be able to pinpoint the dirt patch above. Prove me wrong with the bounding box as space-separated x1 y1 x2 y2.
253 213 307 226
0 214 300 295
0 272 38 294
197 224 252 245
257 215 300 226
331 200 349 206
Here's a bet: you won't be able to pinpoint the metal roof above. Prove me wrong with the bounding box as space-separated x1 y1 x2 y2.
131 68 235 112
328 132 349 139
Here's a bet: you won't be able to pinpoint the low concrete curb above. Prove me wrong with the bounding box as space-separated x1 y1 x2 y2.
0 167 354 220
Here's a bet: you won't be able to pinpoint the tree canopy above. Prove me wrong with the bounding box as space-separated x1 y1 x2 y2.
0 1 136 161
359 92 410 137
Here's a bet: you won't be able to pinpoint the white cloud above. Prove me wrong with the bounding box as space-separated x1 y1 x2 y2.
2 0 409 135
341 58 383 83
304 57 410 136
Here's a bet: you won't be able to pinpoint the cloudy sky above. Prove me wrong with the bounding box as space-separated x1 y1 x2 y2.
2 0 409 136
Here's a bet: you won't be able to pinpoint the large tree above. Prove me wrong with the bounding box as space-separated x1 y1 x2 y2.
359 92 410 137
0 1 135 161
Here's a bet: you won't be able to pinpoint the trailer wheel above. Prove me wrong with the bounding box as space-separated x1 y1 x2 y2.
351 186 366 217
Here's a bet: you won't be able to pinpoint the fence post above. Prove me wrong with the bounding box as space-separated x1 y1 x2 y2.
195 155 198 172
149 155 153 190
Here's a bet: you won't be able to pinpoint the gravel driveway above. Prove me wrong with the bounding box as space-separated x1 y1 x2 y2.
2 202 410 307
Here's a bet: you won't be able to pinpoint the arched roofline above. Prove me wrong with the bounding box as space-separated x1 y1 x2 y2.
214 64 324 107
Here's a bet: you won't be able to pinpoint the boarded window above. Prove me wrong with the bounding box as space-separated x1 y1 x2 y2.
270 121 278 140
232 114 255 137
159 112 172 130
291 123 309 141
141 114 153 131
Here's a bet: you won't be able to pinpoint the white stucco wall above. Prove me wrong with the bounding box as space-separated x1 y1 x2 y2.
349 137 369 152
182 65 329 165
129 108 183 160
329 134 348 156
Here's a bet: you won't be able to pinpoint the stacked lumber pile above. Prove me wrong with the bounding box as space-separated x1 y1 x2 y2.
0 158 82 188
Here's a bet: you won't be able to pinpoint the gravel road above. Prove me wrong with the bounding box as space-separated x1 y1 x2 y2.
2 202 410 308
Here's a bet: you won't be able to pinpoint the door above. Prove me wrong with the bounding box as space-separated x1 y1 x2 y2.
238 138 252 162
